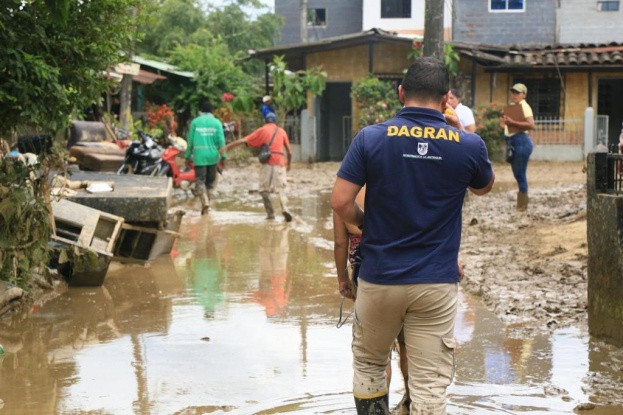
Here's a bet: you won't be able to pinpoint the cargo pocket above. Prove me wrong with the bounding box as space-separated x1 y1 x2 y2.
440 337 456 382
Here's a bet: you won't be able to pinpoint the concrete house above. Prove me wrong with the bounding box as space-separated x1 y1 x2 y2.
253 29 413 161
276 0 452 45
265 0 623 161
269 1 453 161
452 0 623 159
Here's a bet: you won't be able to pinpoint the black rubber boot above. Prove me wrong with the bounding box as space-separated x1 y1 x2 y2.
354 395 389 415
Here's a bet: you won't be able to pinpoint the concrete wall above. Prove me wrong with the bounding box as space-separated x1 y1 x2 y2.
305 42 410 158
586 152 623 346
276 0 363 45
453 0 556 44
362 0 452 36
558 0 623 43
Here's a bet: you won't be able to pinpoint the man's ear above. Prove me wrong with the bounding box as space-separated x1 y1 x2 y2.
398 85 405 105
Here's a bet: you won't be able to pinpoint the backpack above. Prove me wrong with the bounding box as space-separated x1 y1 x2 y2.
258 127 279 164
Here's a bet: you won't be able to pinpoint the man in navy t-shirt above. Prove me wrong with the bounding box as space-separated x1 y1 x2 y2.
331 57 494 414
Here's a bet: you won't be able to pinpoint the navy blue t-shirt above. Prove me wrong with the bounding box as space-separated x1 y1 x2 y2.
337 107 493 285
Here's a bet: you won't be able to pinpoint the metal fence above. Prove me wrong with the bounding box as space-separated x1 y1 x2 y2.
283 114 301 144
606 149 623 193
531 116 584 145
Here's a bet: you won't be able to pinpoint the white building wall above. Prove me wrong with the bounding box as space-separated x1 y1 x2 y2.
362 0 452 36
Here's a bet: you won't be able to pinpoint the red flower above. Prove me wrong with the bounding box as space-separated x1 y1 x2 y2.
221 92 235 102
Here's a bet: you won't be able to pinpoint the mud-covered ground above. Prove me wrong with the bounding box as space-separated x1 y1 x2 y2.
213 158 623 408
216 158 589 333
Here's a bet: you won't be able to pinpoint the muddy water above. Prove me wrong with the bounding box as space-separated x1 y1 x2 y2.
1 194 622 414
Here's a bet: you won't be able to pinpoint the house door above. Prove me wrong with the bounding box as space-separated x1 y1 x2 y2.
597 78 623 147
317 82 352 161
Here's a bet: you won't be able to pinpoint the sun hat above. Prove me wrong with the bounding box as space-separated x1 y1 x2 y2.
262 95 272 103
510 83 527 94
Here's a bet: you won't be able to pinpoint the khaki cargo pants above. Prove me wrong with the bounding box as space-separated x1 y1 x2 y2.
352 279 457 414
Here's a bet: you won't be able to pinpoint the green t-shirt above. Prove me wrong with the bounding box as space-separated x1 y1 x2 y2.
185 113 226 166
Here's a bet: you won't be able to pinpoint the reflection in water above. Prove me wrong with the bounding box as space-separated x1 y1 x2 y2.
1 198 622 414
252 225 291 317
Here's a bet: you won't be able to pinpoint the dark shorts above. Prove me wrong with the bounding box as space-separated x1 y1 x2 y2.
195 165 218 190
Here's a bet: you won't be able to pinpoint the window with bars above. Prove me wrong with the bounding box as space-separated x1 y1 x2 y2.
381 0 411 18
490 0 525 12
597 1 620 11
513 78 562 119
307 8 326 26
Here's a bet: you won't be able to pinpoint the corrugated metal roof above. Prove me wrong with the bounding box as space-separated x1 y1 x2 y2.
453 41 623 70
133 69 167 85
132 56 195 78
250 28 414 60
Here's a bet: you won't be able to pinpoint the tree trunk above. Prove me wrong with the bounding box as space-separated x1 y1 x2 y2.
423 0 444 59
119 74 133 131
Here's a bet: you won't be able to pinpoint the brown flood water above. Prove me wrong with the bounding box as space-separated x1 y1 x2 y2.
1 191 622 415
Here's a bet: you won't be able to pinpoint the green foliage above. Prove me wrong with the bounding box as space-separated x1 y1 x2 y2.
230 92 257 115
0 0 142 136
168 34 257 116
0 148 66 287
351 76 402 130
138 0 282 77
474 103 505 155
443 43 460 77
138 0 208 57
270 55 327 123
407 41 460 77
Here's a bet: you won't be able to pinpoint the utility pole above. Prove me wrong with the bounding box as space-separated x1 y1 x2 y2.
423 0 444 58
119 74 133 131
300 0 308 43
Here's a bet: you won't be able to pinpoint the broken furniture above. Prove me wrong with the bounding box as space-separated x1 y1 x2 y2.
58 171 181 264
50 198 125 286
67 121 129 172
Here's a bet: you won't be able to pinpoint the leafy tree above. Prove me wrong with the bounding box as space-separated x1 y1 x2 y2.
0 0 142 136
269 55 327 124
204 1 282 58
0 0 141 288
167 30 258 117
138 0 207 57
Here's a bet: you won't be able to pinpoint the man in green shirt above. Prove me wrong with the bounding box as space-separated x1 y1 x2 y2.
185 101 226 215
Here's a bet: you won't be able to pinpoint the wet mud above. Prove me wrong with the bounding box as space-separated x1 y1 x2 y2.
1 159 623 414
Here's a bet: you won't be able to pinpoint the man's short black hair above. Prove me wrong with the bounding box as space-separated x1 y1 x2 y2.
401 57 450 102
200 101 213 113
449 88 462 100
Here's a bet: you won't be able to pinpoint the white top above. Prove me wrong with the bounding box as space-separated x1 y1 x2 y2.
455 103 475 129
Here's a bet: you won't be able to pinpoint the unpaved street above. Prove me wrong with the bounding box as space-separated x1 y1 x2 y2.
217 158 590 333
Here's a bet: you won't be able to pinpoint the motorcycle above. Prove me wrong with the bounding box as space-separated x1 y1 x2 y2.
156 135 196 191
116 130 165 176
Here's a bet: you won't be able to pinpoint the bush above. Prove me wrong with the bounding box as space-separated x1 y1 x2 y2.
474 103 505 157
351 76 402 130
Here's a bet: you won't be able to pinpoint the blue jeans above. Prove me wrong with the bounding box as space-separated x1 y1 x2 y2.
507 132 533 193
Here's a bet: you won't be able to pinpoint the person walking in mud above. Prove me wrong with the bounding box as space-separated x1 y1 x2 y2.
502 83 535 211
331 57 495 415
185 101 226 215
219 112 293 222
